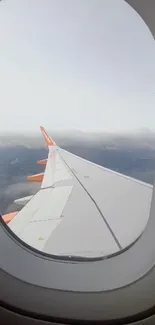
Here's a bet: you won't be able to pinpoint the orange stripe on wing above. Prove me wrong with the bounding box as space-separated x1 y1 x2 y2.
2 211 18 224
37 159 47 165
27 173 44 182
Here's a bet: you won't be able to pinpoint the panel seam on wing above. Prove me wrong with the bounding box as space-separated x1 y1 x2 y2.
59 150 122 250
61 149 152 188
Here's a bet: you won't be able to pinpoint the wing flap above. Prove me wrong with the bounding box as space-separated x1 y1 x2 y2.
9 185 73 251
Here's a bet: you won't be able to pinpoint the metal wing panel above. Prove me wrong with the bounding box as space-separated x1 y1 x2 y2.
44 182 120 257
9 126 153 258
41 148 72 189
19 220 61 251
31 186 73 222
9 186 73 243
41 151 54 188
59 148 152 249
9 188 52 235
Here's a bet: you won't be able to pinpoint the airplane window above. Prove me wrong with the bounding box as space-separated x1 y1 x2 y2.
0 0 154 260
1 1 155 323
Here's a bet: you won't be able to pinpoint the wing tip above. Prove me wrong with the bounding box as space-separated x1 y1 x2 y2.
40 125 56 146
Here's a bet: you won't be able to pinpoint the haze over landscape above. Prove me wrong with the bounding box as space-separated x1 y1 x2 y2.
0 0 155 216
1 130 155 214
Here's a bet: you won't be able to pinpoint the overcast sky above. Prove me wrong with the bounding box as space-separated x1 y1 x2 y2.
0 0 155 133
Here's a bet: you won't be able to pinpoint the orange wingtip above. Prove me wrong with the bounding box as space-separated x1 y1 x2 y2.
2 211 18 224
27 172 44 182
37 159 47 165
40 126 55 147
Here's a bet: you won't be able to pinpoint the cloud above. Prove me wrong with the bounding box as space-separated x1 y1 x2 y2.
1 181 40 214
4 181 40 197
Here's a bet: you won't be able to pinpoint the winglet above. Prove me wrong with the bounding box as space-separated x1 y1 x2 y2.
40 126 56 147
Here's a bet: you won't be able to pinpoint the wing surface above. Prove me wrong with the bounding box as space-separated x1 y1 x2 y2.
8 127 152 258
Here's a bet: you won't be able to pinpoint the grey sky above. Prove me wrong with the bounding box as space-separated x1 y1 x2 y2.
0 0 155 132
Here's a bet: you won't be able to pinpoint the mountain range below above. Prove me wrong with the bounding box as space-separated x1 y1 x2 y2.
0 130 155 214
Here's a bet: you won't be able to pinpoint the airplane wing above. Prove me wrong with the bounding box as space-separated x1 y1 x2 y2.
7 126 153 258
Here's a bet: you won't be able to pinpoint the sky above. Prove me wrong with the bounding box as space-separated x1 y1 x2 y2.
0 0 155 133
